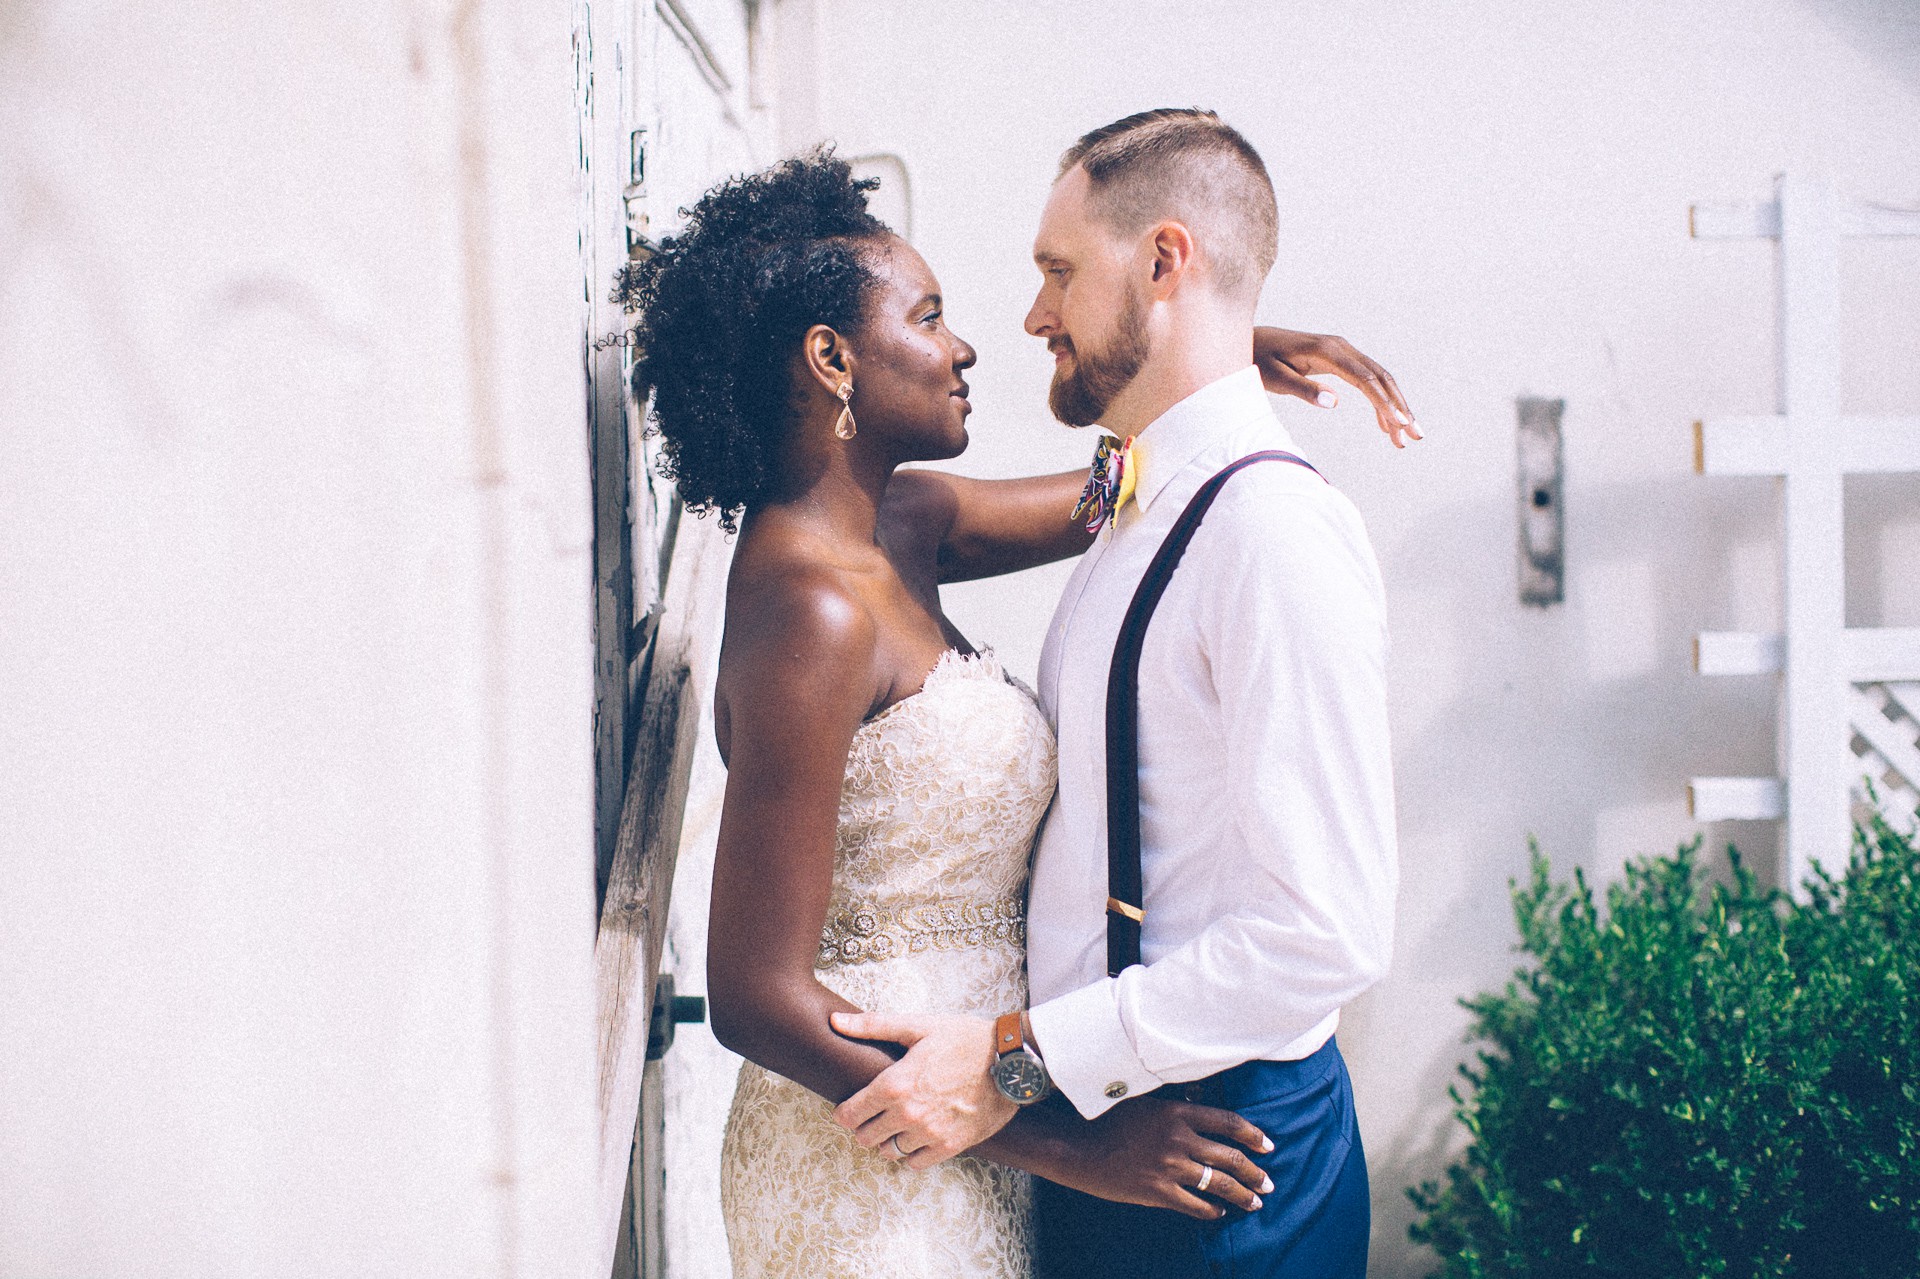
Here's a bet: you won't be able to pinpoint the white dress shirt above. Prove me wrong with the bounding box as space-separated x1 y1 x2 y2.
1026 365 1398 1120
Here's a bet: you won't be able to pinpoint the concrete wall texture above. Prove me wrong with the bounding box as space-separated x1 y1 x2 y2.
0 4 600 1277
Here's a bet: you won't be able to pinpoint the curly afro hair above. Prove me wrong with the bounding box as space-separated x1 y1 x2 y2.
616 150 890 531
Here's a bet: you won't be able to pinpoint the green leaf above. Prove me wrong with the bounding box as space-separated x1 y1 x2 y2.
1408 822 1920 1277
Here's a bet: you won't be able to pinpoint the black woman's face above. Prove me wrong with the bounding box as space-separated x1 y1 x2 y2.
848 235 977 462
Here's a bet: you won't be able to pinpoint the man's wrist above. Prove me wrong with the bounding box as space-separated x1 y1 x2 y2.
1027 981 1160 1118
1019 1010 1057 1102
991 1008 1054 1105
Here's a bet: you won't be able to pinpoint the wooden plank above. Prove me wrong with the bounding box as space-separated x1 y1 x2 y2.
610 1164 637 1279
1694 415 1920 476
1693 630 1920 680
1844 417 1920 472
1850 686 1920 795
592 399 637 903
657 0 735 97
1843 203 1920 237
593 512 728 1279
1883 682 1920 724
1686 177 1920 868
1847 630 1920 683
633 1056 668 1279
1850 691 1920 833
587 0 642 903
1695 631 1784 676
1689 776 1787 821
1689 199 1920 240
1873 783 1920 832
1778 172 1849 892
1873 683 1920 830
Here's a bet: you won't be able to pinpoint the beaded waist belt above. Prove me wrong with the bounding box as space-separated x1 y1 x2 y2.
815 895 1027 970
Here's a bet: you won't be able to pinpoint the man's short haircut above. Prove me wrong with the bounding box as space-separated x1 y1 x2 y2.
1058 108 1278 300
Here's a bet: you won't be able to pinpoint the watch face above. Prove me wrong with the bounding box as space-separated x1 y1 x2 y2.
993 1051 1050 1104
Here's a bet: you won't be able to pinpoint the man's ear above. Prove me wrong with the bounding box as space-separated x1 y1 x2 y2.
1146 220 1198 294
802 324 856 395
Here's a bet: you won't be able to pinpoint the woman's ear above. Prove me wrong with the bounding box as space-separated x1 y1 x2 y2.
802 323 856 396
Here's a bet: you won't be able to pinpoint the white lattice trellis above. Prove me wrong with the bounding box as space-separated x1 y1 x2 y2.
1851 683 1920 833
1686 174 1920 892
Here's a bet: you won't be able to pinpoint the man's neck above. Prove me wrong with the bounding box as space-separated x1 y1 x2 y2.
1099 317 1254 441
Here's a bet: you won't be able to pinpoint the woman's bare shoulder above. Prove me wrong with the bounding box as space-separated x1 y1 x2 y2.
719 529 881 695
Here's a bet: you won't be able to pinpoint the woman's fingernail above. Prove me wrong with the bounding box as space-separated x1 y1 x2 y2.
1260 1176 1275 1195
1250 1196 1263 1211
1316 390 1337 408
1261 1136 1275 1153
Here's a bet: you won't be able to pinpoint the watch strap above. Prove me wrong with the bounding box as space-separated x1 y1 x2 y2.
994 1010 1024 1060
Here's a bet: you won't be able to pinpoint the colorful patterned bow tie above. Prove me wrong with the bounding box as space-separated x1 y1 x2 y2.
1071 433 1137 534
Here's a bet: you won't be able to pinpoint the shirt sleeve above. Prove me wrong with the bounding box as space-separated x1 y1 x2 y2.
1028 479 1399 1119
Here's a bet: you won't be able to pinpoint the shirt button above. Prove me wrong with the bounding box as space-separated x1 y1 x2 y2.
1104 1082 1129 1100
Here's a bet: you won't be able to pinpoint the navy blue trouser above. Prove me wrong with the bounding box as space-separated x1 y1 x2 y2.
1034 1038 1369 1279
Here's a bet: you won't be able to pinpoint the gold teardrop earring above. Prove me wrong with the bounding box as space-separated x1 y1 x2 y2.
833 381 858 440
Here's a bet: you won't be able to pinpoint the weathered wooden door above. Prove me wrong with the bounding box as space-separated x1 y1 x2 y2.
577 2 770 1276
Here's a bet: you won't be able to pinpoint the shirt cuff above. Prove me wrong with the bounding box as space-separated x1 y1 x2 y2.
1027 977 1164 1119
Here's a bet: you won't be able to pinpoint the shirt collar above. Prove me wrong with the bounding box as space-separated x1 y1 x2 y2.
1123 365 1273 515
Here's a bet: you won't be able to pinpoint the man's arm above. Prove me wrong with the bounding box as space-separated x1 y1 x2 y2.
1028 480 1397 1117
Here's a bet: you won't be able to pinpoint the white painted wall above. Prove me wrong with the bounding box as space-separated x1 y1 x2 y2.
778 1 1920 1272
0 4 598 1277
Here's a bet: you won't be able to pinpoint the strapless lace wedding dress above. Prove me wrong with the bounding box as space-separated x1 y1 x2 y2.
719 650 1057 1278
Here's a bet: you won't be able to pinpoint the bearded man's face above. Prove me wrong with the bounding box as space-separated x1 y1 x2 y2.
1047 282 1150 427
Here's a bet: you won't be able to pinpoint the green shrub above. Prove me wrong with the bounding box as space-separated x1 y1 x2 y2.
1409 815 1920 1278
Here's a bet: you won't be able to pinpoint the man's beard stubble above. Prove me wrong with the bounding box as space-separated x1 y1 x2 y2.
1048 286 1150 427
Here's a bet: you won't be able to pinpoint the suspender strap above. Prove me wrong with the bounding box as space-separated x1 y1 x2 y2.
1104 449 1324 976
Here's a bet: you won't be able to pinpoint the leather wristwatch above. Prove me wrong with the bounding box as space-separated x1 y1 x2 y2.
990 1010 1053 1105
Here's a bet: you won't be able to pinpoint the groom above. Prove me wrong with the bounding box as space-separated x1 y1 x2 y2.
831 109 1399 1277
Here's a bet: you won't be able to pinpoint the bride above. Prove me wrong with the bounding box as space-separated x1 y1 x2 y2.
618 150 1412 1278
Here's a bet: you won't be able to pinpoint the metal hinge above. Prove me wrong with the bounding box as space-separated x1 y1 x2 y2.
645 972 707 1060
626 128 658 261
